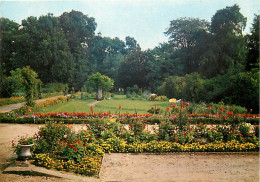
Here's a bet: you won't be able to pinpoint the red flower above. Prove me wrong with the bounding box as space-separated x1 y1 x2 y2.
181 102 183 108
208 105 211 109
248 134 251 136
155 104 157 109
222 116 226 120
250 109 253 113
57 139 60 141
90 106 93 112
207 128 210 130
41 135 44 139
185 102 189 106
89 137 92 141
74 148 78 151
78 141 81 144
89 131 93 135
227 112 233 116
175 139 179 142
167 107 170 112
119 105 122 110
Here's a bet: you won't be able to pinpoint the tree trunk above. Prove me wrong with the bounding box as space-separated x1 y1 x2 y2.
97 88 103 101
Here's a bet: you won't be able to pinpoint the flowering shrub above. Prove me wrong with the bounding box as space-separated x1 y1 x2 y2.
0 96 25 106
23 120 259 177
34 122 74 155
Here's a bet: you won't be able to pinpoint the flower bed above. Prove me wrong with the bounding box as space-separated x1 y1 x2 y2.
0 96 25 106
1 111 259 125
13 119 259 177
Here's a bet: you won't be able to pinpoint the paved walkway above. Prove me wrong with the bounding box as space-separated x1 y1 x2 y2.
0 95 66 113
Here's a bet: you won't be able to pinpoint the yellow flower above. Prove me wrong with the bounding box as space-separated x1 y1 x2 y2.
169 98 176 103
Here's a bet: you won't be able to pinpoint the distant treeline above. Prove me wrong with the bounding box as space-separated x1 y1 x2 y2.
0 5 259 112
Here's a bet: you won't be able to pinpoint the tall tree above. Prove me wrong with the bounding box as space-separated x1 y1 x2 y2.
118 49 148 89
59 10 97 90
12 14 74 84
0 18 20 75
165 17 210 74
210 4 247 74
246 14 259 70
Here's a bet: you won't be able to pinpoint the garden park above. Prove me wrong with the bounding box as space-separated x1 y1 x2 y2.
0 3 259 182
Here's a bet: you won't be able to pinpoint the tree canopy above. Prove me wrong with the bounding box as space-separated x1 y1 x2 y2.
0 5 259 112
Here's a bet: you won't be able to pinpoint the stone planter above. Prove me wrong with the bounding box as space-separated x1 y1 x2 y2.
18 143 34 166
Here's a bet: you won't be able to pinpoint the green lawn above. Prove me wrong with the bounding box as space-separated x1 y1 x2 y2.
39 99 95 113
39 95 170 114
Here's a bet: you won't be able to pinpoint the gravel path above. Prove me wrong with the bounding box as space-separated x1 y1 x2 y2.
0 124 259 182
87 100 100 107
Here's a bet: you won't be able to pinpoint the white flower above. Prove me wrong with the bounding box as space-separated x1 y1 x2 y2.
63 135 67 139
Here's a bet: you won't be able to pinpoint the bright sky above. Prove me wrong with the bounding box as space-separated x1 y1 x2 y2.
0 0 259 50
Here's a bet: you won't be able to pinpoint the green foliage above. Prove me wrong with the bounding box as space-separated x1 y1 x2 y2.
20 66 40 106
86 72 114 100
238 123 250 137
43 83 68 93
158 73 204 102
246 15 259 70
147 105 164 114
35 122 74 156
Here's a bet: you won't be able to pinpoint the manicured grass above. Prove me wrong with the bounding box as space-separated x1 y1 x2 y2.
95 95 169 114
39 99 96 113
39 95 171 114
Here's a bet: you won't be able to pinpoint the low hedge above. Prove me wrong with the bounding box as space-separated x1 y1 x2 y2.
0 115 258 125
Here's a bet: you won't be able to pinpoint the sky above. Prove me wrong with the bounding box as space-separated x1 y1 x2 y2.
0 0 259 50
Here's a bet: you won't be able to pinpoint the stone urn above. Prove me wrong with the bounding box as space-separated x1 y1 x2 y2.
18 144 34 165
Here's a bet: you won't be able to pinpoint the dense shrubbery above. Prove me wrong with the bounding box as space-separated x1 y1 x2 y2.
158 70 259 113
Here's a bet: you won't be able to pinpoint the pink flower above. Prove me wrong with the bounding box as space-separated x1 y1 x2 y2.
185 102 189 106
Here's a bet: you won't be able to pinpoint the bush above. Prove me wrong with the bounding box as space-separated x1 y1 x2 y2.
147 106 164 114
155 95 168 101
43 83 69 93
